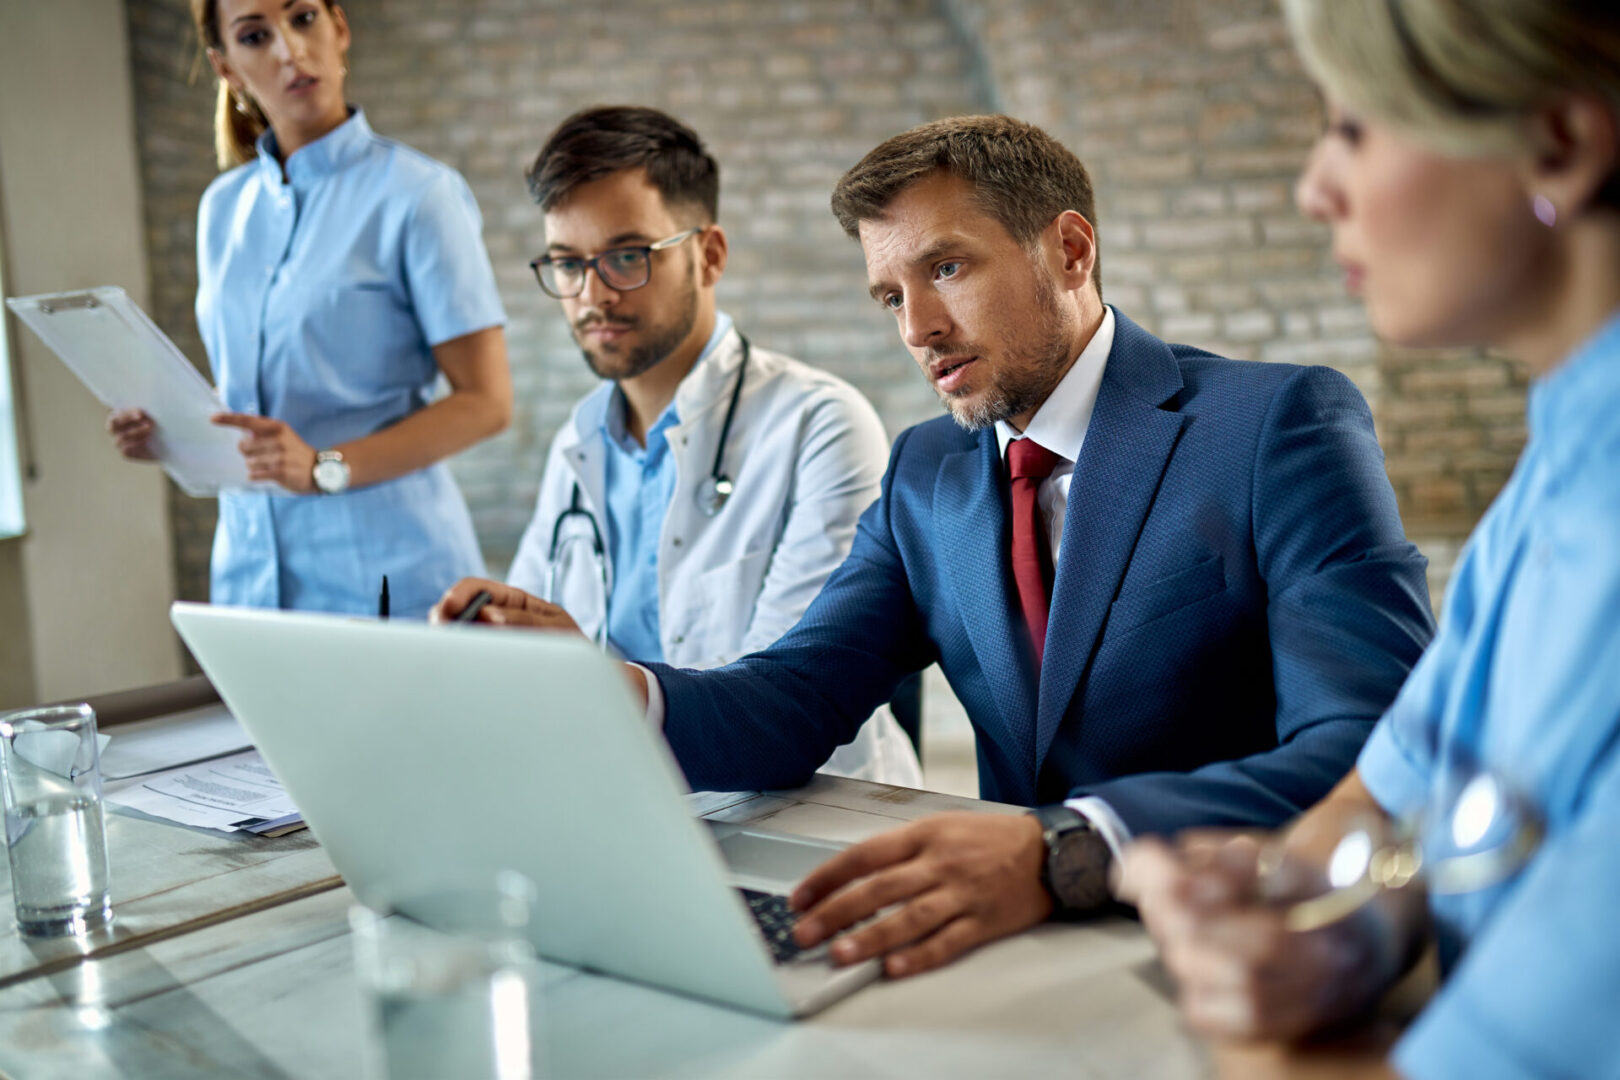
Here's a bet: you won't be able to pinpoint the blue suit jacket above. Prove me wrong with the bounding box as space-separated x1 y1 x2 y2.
649 310 1435 835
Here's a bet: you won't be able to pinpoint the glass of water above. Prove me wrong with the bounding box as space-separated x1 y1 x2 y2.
1260 766 1543 932
0 703 113 937
349 872 540 1080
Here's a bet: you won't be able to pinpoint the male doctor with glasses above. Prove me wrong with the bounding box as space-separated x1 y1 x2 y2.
464 105 922 786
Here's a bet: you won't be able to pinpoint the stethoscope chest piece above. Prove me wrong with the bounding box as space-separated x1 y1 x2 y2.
696 475 733 517
693 334 749 518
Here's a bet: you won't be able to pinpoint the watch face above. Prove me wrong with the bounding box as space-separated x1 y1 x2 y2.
314 458 349 493
1051 827 1113 912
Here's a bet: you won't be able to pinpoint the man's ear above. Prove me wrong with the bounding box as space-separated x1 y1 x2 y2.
698 224 729 287
1523 93 1620 220
1050 210 1097 292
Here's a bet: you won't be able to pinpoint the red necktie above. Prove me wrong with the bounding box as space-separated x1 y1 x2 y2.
1007 438 1061 667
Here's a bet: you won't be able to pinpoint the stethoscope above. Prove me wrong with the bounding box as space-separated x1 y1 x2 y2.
543 335 751 635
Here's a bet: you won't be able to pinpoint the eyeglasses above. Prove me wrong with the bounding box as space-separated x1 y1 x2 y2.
529 227 702 300
1260 767 1543 933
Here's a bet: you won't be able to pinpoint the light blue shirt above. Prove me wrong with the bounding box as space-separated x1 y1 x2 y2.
194 109 505 617
599 311 733 661
1357 311 1620 1080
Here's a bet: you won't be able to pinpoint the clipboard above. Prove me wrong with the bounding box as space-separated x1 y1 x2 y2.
6 286 252 496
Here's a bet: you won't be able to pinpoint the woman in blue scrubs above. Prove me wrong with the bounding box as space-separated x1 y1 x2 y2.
110 0 510 618
1117 2 1620 1076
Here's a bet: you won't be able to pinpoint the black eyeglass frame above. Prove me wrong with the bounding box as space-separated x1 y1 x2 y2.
529 227 703 299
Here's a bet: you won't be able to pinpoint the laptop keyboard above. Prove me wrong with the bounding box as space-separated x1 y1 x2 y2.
737 888 806 964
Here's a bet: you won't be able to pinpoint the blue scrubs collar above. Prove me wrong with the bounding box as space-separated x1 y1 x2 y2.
255 107 371 188
1527 309 1620 476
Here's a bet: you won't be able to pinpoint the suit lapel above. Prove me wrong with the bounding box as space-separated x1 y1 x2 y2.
937 432 1040 797
1035 313 1188 772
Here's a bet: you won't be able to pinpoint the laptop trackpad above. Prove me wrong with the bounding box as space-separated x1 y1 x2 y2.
708 824 847 894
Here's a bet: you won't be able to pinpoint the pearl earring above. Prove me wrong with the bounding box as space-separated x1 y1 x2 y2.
1532 194 1557 228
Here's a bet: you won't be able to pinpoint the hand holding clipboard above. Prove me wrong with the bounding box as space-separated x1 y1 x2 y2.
6 286 257 496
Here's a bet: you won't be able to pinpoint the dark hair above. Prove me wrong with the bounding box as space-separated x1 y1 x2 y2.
831 114 1102 295
526 106 720 223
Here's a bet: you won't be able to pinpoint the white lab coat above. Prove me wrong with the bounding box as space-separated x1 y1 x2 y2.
508 328 923 786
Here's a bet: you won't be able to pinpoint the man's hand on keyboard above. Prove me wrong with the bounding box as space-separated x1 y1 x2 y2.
788 812 1052 978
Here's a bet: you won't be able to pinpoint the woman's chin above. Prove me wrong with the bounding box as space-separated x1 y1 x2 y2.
1366 305 1477 353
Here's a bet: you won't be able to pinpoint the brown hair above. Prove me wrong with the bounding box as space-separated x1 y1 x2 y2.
526 106 720 223
191 0 338 170
831 114 1102 296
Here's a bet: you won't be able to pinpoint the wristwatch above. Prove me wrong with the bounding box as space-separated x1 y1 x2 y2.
312 449 350 495
1029 804 1113 914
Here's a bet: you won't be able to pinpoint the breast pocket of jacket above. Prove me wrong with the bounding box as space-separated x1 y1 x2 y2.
1104 554 1227 641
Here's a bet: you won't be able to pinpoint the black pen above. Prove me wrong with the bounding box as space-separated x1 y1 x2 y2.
378 575 390 620
455 589 493 624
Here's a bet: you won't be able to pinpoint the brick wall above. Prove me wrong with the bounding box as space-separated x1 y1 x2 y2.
943 0 1526 603
343 0 986 569
125 0 1527 608
127 0 220 604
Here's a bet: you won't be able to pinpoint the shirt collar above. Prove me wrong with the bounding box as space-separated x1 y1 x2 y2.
700 311 735 365
994 305 1115 464
256 106 371 189
1528 305 1620 471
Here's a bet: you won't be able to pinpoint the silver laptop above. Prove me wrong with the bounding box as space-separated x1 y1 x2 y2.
169 602 880 1018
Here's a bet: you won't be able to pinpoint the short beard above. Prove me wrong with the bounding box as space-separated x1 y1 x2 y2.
574 272 700 382
940 269 1075 432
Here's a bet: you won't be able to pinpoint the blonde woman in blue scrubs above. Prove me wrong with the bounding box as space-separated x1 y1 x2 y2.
110 0 510 618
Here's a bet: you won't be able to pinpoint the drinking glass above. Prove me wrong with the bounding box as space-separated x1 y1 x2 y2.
0 703 113 937
350 872 540 1080
1262 766 1543 932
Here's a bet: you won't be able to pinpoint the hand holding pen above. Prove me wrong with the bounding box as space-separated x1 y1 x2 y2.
429 578 584 636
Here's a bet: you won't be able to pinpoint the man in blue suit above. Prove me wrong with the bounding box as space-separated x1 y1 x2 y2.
438 115 1433 978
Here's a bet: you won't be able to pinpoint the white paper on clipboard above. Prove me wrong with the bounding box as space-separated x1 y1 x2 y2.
5 286 252 496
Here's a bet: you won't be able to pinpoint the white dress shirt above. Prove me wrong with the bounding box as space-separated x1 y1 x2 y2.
992 305 1113 563
990 308 1131 857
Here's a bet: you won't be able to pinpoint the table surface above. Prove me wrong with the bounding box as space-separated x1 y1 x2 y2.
3 697 1371 1080
0 785 339 993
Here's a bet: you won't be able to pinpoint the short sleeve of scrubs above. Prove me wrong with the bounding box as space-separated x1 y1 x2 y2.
1390 744 1620 1080
404 170 505 348
1357 317 1620 1079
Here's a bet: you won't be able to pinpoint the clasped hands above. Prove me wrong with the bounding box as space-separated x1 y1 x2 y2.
107 408 323 494
432 577 1059 978
1115 831 1417 1043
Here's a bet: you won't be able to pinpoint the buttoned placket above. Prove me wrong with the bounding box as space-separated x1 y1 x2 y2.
257 183 300 417
243 163 303 606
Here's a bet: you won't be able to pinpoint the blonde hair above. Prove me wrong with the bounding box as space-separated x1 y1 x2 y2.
191 0 337 171
1283 0 1620 172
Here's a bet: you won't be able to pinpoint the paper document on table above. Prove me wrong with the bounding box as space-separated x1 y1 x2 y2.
5 286 256 496
99 702 252 781
105 749 303 834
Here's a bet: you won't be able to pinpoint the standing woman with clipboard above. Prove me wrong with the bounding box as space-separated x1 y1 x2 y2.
108 0 511 618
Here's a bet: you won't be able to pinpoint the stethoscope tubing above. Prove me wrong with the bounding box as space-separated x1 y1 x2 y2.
545 334 752 633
